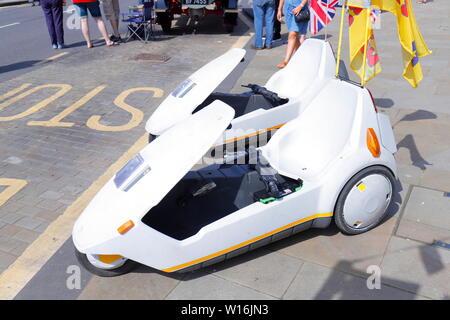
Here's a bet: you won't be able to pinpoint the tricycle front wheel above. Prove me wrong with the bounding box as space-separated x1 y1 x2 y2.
75 248 138 277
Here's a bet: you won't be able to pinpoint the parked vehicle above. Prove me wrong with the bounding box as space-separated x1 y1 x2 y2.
154 0 238 33
73 39 398 276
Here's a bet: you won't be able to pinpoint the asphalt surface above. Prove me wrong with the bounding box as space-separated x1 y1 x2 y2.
0 0 135 82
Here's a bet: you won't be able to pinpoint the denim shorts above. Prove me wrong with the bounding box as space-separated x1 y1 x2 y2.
74 1 102 18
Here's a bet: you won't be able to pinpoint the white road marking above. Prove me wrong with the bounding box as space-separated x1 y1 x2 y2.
0 22 20 29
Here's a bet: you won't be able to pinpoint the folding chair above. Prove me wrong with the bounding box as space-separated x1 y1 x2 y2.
121 1 155 43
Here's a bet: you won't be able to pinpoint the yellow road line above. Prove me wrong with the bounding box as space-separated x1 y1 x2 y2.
0 134 148 300
0 24 254 300
0 179 28 207
33 52 69 66
0 83 32 103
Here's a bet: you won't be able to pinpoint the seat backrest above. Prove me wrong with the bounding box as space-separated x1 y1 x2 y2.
265 39 335 99
261 80 361 180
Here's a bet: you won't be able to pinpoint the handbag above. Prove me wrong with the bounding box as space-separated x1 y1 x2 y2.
294 5 310 23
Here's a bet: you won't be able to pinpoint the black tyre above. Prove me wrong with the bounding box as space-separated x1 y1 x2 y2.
75 247 138 277
157 12 172 33
148 133 157 143
334 165 395 235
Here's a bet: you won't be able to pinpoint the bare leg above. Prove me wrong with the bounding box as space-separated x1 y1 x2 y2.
284 31 299 63
299 34 306 45
109 18 120 37
95 18 114 45
80 18 92 48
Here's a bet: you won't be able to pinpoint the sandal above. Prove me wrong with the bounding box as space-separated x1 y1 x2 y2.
277 61 288 69
87 41 94 49
106 41 119 47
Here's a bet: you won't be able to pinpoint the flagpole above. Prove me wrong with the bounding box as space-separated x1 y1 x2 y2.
324 0 329 41
335 0 346 78
361 7 371 87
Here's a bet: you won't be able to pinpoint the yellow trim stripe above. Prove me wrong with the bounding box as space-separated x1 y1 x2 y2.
162 212 333 272
222 123 285 145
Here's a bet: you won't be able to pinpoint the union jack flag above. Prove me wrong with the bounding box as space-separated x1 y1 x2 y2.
309 0 340 35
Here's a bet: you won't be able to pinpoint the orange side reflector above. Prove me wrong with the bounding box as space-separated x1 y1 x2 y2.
118 220 134 234
98 254 123 264
366 128 381 158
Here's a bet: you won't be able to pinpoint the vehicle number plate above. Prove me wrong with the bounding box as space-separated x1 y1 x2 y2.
184 0 208 5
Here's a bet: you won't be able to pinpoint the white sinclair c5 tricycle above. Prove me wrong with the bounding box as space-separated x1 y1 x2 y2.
72 39 398 276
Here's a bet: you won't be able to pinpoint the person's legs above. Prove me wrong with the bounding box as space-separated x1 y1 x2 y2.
87 2 115 45
110 0 121 38
80 17 92 47
299 33 306 45
253 0 265 48
102 0 120 38
41 0 57 46
95 17 114 44
273 0 281 40
264 0 275 48
109 18 120 38
284 31 299 61
52 0 64 46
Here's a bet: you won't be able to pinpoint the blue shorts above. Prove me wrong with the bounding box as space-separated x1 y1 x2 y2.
74 1 102 18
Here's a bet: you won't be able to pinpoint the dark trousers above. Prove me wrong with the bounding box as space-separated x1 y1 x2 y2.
273 0 281 38
41 0 64 45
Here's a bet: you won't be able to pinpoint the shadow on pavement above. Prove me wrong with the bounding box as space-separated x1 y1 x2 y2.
0 60 40 74
312 260 419 299
397 134 432 170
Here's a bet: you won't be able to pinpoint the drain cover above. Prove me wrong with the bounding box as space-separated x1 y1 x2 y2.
133 53 171 63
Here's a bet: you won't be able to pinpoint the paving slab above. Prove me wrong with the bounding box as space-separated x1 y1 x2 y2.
380 236 450 300
269 216 397 278
398 186 450 235
205 248 304 299
78 267 182 300
283 261 424 300
397 185 450 244
166 272 276 300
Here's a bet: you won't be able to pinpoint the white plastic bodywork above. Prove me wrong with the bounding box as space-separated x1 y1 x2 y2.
223 39 336 144
73 41 398 273
73 101 235 250
146 39 336 144
145 48 245 135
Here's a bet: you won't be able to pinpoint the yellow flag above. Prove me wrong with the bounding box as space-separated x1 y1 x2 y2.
348 6 381 84
372 0 432 87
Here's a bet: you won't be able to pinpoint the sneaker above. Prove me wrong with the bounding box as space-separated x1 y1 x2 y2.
52 44 58 49
57 44 65 49
109 35 122 43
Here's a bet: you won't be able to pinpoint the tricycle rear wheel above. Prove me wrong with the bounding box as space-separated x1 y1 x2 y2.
334 165 395 235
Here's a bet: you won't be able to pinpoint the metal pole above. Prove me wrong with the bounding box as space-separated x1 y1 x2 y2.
324 0 329 41
361 7 371 86
335 0 346 78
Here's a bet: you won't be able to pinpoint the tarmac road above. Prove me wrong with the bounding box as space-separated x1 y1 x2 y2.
0 0 135 82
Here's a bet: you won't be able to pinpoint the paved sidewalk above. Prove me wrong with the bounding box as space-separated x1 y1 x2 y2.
0 1 449 300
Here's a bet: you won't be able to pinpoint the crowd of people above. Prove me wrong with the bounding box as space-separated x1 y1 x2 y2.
33 0 122 49
252 0 309 69
33 0 429 64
